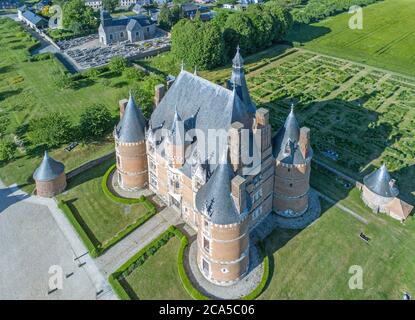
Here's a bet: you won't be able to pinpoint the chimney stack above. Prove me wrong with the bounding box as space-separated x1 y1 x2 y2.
229 122 243 173
118 98 128 119
299 127 311 159
154 84 165 109
231 175 247 214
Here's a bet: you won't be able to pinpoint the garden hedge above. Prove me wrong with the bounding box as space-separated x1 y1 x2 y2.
101 164 145 204
58 195 156 257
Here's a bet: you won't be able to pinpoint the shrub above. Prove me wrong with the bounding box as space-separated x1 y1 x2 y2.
79 104 114 141
0 139 17 162
109 56 128 74
27 112 73 148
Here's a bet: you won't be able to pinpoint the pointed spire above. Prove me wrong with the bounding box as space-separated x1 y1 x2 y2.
227 86 251 128
168 104 184 145
364 164 399 198
232 45 244 68
181 60 184 71
116 92 146 143
194 66 197 76
33 150 65 182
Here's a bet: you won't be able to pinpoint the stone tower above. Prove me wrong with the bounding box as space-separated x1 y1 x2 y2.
272 105 312 216
114 92 148 191
33 151 66 198
195 151 250 286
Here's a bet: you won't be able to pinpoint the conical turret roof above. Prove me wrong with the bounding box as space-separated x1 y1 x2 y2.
363 164 399 198
272 105 305 164
230 46 256 114
115 92 146 143
195 150 243 225
33 151 65 182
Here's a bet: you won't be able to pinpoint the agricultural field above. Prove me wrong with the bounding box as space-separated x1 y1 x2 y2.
287 0 415 77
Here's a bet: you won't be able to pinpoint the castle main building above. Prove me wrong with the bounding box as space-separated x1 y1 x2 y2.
114 48 317 286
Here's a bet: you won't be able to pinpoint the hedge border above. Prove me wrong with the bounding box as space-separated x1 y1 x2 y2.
108 225 270 300
58 193 157 257
101 164 144 204
109 226 178 300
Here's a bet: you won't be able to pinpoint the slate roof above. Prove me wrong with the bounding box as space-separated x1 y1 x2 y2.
195 152 244 225
33 151 65 182
272 105 308 165
230 47 256 114
363 165 399 198
102 12 153 29
115 93 146 143
22 10 46 26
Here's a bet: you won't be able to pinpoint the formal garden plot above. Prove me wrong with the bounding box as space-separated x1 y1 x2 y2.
57 159 156 257
233 51 415 203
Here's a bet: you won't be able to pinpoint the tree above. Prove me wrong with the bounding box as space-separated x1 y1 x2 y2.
102 0 118 13
79 105 114 140
109 56 127 74
223 12 256 56
171 19 225 70
133 74 165 118
27 113 73 148
157 3 180 30
63 0 98 34
0 139 16 162
123 67 145 81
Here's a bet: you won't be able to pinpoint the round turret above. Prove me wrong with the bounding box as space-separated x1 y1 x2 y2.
33 151 66 197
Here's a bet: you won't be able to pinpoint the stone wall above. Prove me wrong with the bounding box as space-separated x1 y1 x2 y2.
66 152 115 180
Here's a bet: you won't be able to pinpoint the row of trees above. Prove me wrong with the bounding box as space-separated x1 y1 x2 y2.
292 0 379 24
171 2 293 70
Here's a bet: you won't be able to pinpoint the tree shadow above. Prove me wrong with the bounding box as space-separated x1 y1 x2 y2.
0 88 22 102
286 23 332 45
0 65 13 74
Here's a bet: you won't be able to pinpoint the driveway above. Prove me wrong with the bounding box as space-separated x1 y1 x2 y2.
0 182 115 299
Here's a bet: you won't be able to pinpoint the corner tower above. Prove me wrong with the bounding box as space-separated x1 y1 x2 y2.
272 105 312 216
114 92 148 190
195 151 251 286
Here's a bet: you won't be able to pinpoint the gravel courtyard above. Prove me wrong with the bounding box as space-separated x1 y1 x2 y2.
0 183 98 300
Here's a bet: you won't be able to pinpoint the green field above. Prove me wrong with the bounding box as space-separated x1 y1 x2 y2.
57 159 151 246
0 18 137 191
287 0 415 77
120 236 191 300
260 163 415 300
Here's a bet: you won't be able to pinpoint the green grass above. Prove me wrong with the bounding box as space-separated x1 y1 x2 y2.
57 158 151 246
287 0 415 77
121 236 191 300
0 18 142 190
259 164 415 300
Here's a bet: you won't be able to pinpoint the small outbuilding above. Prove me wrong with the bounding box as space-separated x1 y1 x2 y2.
33 151 66 198
361 165 413 222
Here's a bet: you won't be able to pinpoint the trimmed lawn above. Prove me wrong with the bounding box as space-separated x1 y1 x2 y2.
259 166 415 300
121 236 191 300
287 0 415 77
0 18 143 190
57 158 151 246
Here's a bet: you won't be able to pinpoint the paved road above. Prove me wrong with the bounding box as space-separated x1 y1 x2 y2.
0 181 116 300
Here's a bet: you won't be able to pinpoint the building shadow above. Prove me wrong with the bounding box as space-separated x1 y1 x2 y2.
0 184 30 214
255 93 405 260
